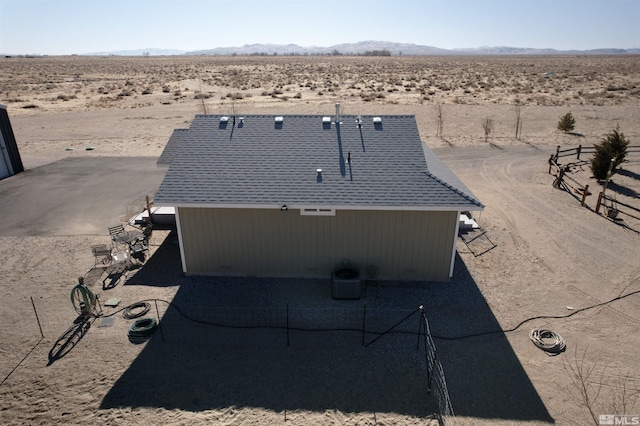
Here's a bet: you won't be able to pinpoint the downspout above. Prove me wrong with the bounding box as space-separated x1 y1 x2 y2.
449 211 462 278
174 207 188 274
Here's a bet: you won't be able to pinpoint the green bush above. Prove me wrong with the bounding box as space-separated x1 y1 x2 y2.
590 128 630 180
557 111 576 133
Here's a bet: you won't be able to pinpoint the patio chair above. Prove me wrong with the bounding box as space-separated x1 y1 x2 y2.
91 244 112 267
129 238 149 263
129 223 152 263
365 265 379 299
108 224 127 249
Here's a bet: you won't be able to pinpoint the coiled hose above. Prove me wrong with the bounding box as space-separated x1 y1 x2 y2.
123 302 150 319
529 328 566 356
128 317 157 343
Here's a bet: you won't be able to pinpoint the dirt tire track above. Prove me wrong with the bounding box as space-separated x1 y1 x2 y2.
567 284 640 328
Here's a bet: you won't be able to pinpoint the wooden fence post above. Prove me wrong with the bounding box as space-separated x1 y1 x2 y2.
595 192 604 214
548 155 555 174
145 195 154 224
555 145 561 162
554 166 566 188
576 144 582 160
581 185 590 207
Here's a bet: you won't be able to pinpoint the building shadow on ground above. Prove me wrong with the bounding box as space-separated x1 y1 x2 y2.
100 253 553 423
424 255 554 422
124 229 183 287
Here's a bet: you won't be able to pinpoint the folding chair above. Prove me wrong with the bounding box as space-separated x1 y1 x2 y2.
129 223 152 263
91 244 112 267
108 224 127 249
129 238 149 263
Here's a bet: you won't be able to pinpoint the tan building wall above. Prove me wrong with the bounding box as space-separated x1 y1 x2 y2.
176 207 458 281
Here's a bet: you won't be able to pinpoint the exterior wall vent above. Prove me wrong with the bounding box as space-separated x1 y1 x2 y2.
300 207 335 216
220 116 229 122
275 116 284 122
322 117 331 123
373 117 382 123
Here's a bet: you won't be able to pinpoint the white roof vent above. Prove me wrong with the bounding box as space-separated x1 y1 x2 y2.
275 116 284 122
373 117 382 123
322 116 331 123
220 116 229 122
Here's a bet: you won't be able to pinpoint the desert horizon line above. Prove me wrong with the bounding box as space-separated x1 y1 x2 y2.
4 40 639 57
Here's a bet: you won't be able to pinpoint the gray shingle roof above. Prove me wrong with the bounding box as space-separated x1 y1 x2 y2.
154 114 483 211
157 128 188 166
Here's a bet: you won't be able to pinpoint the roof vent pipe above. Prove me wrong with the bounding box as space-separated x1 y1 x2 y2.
335 103 341 123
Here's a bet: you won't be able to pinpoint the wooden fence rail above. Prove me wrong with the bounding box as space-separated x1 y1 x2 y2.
553 144 640 163
549 145 640 231
596 193 640 221
549 159 592 206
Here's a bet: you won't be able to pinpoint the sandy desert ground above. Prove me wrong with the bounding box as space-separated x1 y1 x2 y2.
1 55 639 425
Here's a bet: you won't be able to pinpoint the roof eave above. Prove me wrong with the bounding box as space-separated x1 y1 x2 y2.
153 201 484 212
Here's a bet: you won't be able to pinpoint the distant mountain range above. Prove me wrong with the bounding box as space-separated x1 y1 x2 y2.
84 41 640 56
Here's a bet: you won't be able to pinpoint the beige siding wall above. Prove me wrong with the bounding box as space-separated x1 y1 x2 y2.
177 207 457 281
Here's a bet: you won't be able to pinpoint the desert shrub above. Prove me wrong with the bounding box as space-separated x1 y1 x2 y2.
57 94 77 101
118 90 133 97
482 118 495 142
293 92 302 99
557 111 575 132
590 128 630 180
162 86 171 93
194 93 210 99
22 104 38 109
141 88 152 95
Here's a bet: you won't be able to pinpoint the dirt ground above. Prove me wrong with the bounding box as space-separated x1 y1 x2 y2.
1 56 639 425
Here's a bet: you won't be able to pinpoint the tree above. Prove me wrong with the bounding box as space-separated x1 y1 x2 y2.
590 127 630 180
558 111 576 133
514 103 523 139
482 118 494 143
435 103 444 138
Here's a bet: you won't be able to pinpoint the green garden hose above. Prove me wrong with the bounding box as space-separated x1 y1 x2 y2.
127 317 157 342
70 280 96 317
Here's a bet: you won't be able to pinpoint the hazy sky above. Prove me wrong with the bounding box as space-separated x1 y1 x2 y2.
1 0 638 54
